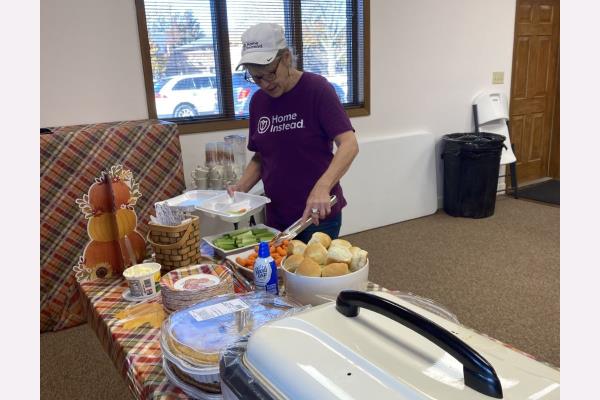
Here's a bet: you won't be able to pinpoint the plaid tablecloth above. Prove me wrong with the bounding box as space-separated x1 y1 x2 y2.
41 119 186 332
79 277 388 399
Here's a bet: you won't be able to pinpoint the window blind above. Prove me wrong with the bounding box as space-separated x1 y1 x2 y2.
137 0 367 130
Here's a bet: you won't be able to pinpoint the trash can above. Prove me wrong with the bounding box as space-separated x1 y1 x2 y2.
442 132 506 218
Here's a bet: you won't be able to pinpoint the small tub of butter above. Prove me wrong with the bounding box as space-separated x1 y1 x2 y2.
123 263 162 300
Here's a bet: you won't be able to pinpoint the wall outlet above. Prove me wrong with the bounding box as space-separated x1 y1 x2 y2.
492 71 504 84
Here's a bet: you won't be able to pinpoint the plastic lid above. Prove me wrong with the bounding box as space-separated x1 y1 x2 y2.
162 292 304 367
442 132 506 151
443 132 506 144
258 242 270 258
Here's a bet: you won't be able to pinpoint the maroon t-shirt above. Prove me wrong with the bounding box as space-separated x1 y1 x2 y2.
248 72 354 231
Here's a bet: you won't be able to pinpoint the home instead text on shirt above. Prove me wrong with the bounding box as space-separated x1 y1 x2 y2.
257 113 305 134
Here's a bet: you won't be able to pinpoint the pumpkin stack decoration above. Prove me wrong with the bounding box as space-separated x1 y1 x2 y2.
73 165 146 282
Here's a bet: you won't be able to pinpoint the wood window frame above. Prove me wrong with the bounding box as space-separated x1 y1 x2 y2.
135 0 370 134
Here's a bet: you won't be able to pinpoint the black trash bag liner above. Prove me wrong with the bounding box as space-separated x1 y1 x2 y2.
442 132 506 218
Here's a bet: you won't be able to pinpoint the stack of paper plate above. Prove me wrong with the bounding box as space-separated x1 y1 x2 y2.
159 264 234 313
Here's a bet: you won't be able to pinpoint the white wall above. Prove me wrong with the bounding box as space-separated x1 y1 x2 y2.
41 0 516 199
41 0 147 126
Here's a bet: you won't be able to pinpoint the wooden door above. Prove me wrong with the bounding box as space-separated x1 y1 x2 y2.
549 51 560 179
509 0 560 184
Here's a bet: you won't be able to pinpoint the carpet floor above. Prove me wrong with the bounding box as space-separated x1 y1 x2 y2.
40 196 559 399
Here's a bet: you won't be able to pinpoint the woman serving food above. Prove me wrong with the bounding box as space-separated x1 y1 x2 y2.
228 23 359 242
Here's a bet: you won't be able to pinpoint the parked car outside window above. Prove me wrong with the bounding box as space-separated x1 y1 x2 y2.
155 73 218 118
232 72 259 117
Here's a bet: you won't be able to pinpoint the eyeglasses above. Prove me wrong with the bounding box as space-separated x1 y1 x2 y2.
244 57 281 84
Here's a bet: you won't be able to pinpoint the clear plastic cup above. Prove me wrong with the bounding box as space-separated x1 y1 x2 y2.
216 142 226 165
205 143 217 167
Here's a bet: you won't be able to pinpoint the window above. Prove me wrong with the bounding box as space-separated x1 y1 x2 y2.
172 78 196 91
193 77 215 89
136 0 369 133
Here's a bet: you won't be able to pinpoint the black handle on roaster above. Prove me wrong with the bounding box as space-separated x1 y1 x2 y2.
336 290 503 398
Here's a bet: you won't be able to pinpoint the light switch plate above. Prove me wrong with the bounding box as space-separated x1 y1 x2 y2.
492 71 504 84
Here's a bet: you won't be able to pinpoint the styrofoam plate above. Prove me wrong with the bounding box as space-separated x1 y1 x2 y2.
162 190 225 212
195 192 270 223
202 224 280 257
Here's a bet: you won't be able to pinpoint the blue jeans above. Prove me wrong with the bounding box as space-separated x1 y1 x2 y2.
295 212 342 243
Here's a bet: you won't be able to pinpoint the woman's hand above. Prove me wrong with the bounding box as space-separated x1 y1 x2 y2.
228 153 261 197
302 184 332 226
227 183 245 197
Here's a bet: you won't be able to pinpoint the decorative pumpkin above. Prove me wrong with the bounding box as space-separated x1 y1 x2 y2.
87 208 137 242
88 178 131 213
87 213 116 242
74 165 146 283
126 230 147 263
116 208 138 238
83 239 125 276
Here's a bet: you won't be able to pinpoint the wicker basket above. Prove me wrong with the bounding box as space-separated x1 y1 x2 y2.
147 216 201 272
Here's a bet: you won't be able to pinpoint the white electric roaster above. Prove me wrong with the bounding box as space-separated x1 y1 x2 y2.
220 290 559 400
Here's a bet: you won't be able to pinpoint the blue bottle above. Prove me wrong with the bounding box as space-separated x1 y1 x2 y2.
253 241 279 295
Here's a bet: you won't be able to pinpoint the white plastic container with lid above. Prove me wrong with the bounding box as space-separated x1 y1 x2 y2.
161 190 224 213
195 191 271 223
122 263 161 300
220 290 560 399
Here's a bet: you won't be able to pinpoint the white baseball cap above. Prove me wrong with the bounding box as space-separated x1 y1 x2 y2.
236 23 287 70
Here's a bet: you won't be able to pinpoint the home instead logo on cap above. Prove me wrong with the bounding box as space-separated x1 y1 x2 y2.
237 23 287 68
243 41 263 50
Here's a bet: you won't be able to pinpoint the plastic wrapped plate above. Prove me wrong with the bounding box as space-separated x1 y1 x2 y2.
161 292 308 369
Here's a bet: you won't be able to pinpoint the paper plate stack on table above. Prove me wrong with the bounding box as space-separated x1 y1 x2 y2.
159 292 307 399
280 232 370 305
159 264 234 313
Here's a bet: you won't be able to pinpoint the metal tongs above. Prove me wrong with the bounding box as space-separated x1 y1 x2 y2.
224 259 254 292
271 195 338 246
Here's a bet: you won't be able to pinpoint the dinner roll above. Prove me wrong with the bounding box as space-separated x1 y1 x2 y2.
321 262 349 277
349 246 369 272
304 243 328 265
287 240 307 256
327 245 352 265
295 258 322 277
284 254 304 272
308 232 332 249
330 239 352 249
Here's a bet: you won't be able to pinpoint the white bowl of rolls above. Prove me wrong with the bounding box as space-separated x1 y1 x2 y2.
281 232 369 306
